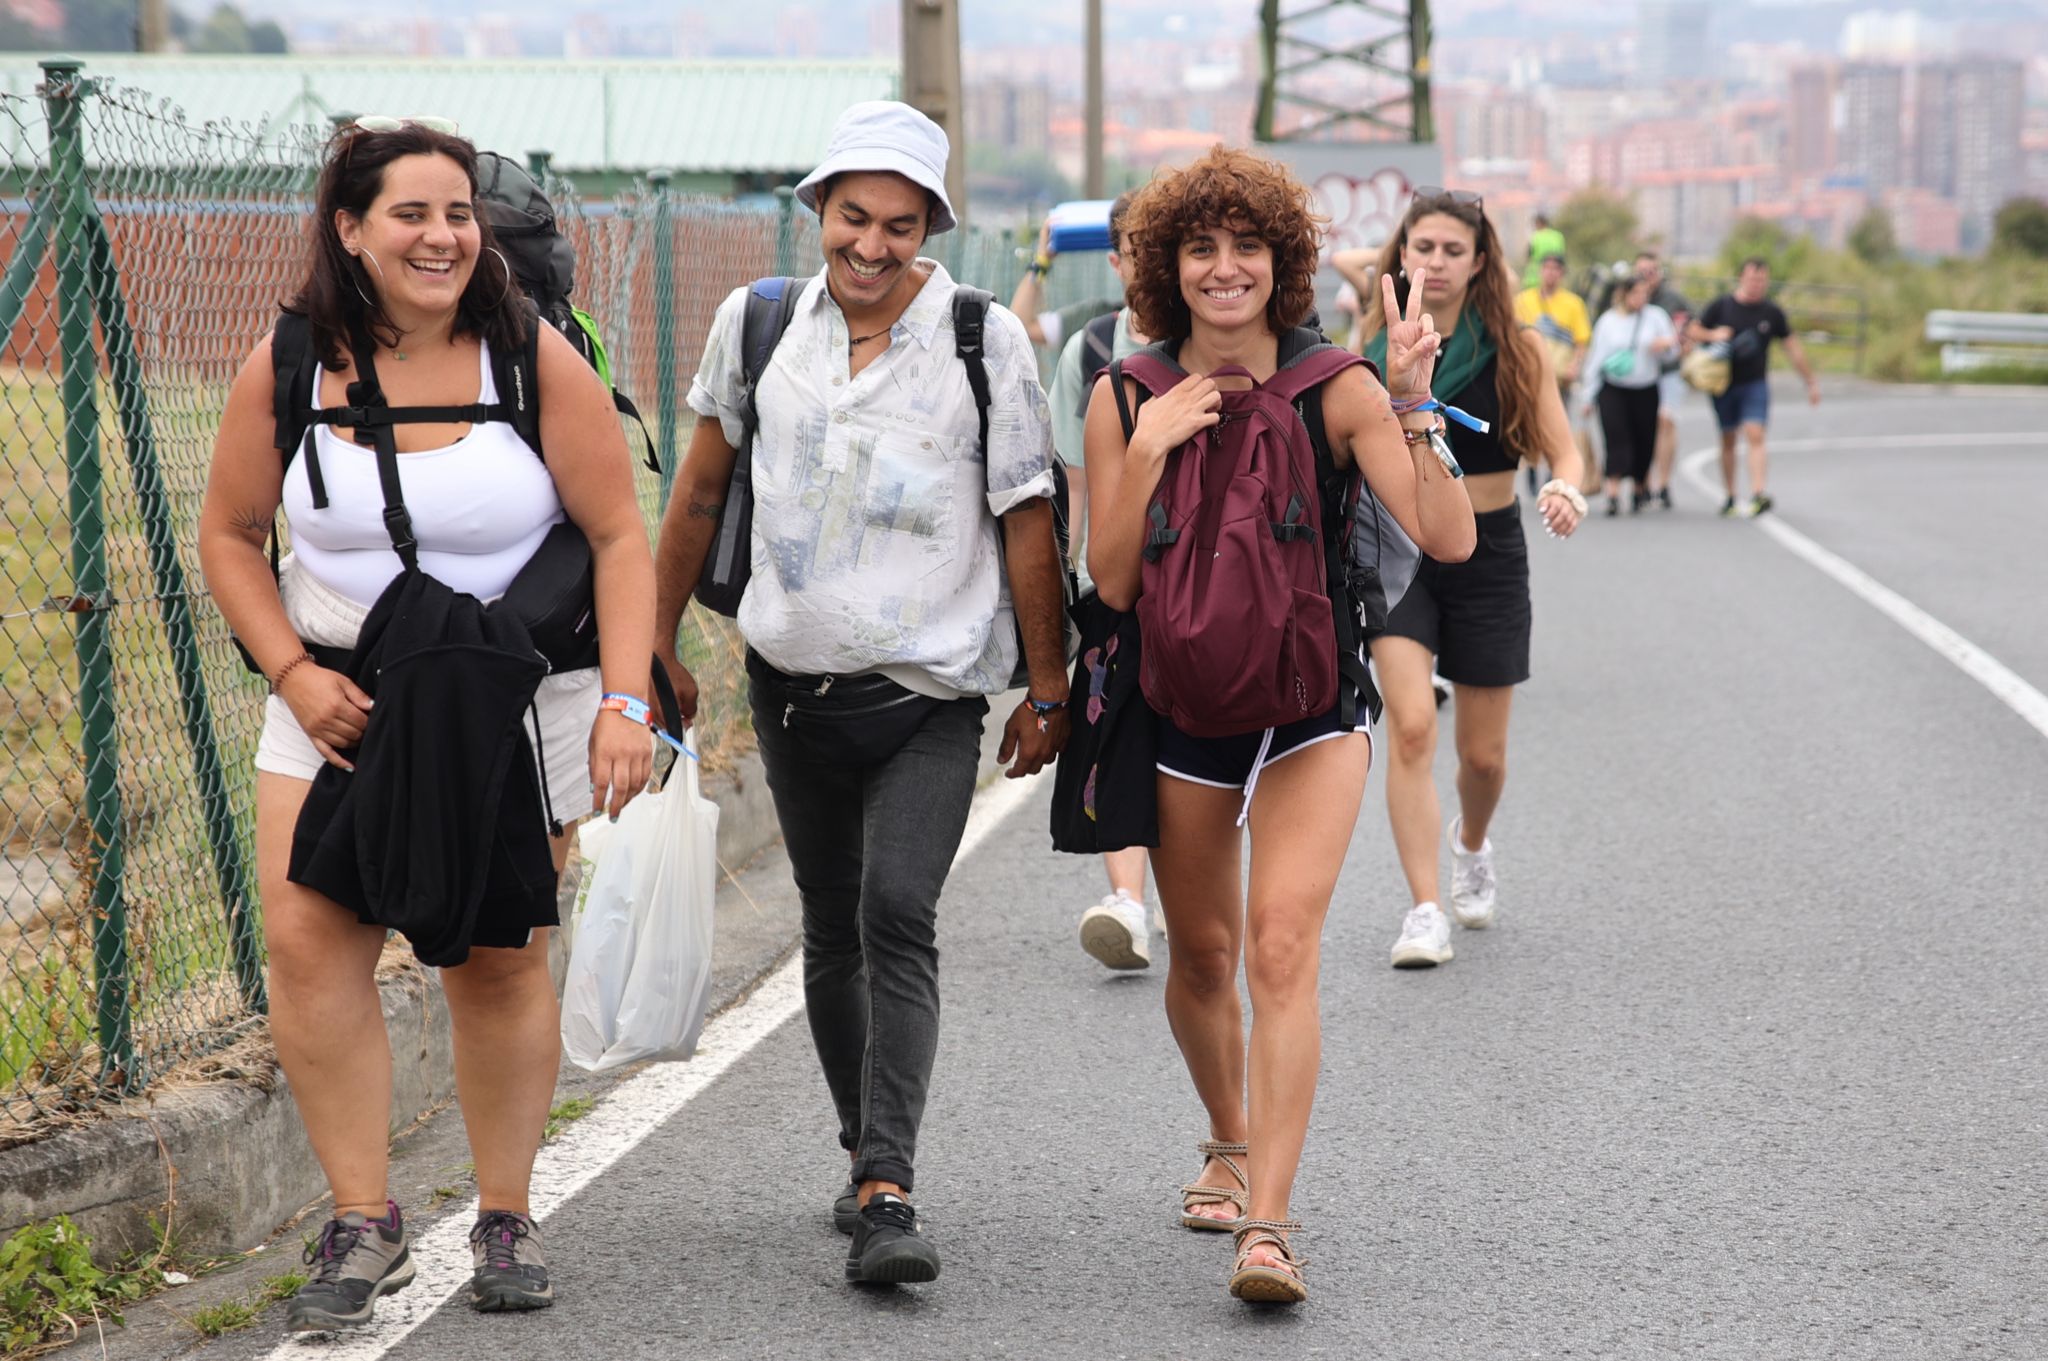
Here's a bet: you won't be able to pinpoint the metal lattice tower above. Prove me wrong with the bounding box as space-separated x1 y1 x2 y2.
1256 0 1435 143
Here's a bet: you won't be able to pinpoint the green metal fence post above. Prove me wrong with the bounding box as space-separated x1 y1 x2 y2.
0 194 52 343
526 149 552 194
774 185 796 279
84 213 265 1014
650 171 679 506
41 57 138 1091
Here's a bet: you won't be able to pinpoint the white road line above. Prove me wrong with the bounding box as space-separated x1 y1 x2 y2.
1681 437 2048 742
264 771 1043 1359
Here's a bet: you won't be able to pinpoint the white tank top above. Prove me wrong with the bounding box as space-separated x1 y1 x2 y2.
280 339 566 607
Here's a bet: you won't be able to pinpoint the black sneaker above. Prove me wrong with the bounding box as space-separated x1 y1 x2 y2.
833 1181 861 1235
287 1203 414 1332
469 1210 553 1311
1657 488 1673 510
1631 489 1651 513
845 1192 940 1284
1604 497 1620 518
1748 493 1773 517
1718 496 1737 517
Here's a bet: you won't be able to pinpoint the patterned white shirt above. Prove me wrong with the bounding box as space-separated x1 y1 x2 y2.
688 260 1056 697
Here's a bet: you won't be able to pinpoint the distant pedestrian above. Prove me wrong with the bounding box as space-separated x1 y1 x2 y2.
1086 148 1476 1303
1044 190 1168 970
1010 216 1119 353
197 118 657 1331
652 101 1070 1287
1582 275 1677 515
1514 252 1591 495
1523 211 1566 289
1357 186 1588 970
1634 250 1691 508
1691 257 1821 516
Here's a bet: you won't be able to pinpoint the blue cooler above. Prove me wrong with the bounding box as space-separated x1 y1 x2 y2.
1047 199 1116 253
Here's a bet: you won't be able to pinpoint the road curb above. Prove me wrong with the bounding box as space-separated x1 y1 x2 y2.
0 751 786 1267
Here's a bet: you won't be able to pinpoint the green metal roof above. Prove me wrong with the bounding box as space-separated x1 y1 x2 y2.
0 55 900 175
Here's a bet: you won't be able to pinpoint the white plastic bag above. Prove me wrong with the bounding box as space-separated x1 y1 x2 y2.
560 738 719 1072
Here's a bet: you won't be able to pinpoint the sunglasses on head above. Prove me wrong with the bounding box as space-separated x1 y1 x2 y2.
1411 185 1484 211
351 114 460 135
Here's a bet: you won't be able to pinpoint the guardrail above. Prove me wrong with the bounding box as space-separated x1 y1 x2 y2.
1923 309 2048 374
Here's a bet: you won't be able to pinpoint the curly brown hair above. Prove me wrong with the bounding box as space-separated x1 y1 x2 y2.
1121 146 1324 342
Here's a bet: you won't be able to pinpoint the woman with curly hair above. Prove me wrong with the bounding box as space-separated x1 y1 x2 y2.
1348 190 1587 969
1085 146 1476 1302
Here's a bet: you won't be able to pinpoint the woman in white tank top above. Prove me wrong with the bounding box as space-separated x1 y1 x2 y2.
196 121 657 1324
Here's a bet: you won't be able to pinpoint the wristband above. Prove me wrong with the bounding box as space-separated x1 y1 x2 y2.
1025 694 1066 733
1032 252 1053 273
601 692 698 761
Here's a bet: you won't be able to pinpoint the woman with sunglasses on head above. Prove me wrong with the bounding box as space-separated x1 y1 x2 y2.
1086 148 1475 1303
1345 187 1587 968
197 118 655 1330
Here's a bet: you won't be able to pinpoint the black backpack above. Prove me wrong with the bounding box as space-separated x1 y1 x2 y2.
473 151 656 474
694 278 1075 687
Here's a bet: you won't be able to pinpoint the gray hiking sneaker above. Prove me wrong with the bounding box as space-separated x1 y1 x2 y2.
286 1203 414 1332
469 1209 553 1311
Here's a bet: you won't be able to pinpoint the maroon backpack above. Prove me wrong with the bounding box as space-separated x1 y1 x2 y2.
1111 341 1366 738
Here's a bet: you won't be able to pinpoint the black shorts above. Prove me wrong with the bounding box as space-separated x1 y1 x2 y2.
1156 704 1371 790
1381 501 1531 687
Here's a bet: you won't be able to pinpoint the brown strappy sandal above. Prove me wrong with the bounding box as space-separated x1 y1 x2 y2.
1179 1138 1249 1232
1229 1218 1308 1303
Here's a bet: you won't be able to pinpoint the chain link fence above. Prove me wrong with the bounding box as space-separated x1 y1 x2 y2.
0 61 1115 1140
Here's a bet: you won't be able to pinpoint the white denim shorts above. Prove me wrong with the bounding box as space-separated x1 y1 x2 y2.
254 556 601 818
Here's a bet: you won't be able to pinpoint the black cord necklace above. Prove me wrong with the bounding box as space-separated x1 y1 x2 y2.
849 326 890 348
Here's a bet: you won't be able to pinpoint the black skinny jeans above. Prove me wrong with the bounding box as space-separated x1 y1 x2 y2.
749 674 988 1194
1598 382 1662 486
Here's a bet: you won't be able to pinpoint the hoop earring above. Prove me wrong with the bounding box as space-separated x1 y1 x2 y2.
481 246 513 311
357 247 391 307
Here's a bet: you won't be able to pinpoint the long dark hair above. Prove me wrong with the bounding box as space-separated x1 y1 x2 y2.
285 123 529 369
1360 193 1548 466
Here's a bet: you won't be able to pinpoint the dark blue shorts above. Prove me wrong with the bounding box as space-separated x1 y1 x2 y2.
1711 377 1770 432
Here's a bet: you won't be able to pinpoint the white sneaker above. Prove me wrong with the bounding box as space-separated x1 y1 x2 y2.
1390 902 1453 968
1447 816 1497 929
1080 889 1151 970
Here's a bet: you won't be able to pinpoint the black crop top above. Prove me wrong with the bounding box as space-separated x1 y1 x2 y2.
1441 351 1515 477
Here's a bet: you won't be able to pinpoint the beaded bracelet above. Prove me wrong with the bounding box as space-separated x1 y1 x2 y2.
269 651 315 693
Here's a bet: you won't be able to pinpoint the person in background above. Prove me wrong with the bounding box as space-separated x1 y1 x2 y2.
1010 215 1119 353
1356 187 1588 971
1523 211 1565 289
1634 250 1691 509
1581 274 1677 515
1690 257 1821 517
1514 251 1590 495
1042 190 1168 971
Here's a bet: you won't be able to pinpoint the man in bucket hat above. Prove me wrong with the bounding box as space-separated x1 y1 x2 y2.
654 101 1070 1286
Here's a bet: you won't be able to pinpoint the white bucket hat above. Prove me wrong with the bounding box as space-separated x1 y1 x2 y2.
794 100 957 236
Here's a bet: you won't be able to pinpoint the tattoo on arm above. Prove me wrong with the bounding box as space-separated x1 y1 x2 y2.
230 506 272 536
686 500 723 521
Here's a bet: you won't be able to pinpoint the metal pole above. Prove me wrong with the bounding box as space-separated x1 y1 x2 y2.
1084 0 1104 198
899 0 967 227
41 57 137 1091
649 171 679 506
0 194 51 342
84 212 265 1014
773 184 796 278
1410 0 1435 143
1255 0 1279 143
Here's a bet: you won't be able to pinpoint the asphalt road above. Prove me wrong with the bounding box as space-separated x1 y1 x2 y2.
84 378 2048 1360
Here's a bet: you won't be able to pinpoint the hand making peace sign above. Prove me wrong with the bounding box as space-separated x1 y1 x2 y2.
1380 268 1442 401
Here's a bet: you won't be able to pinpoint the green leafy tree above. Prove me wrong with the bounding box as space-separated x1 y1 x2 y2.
189 3 251 52
1719 214 1814 278
249 17 288 52
1992 197 2048 259
1551 188 1639 279
1847 207 1897 264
